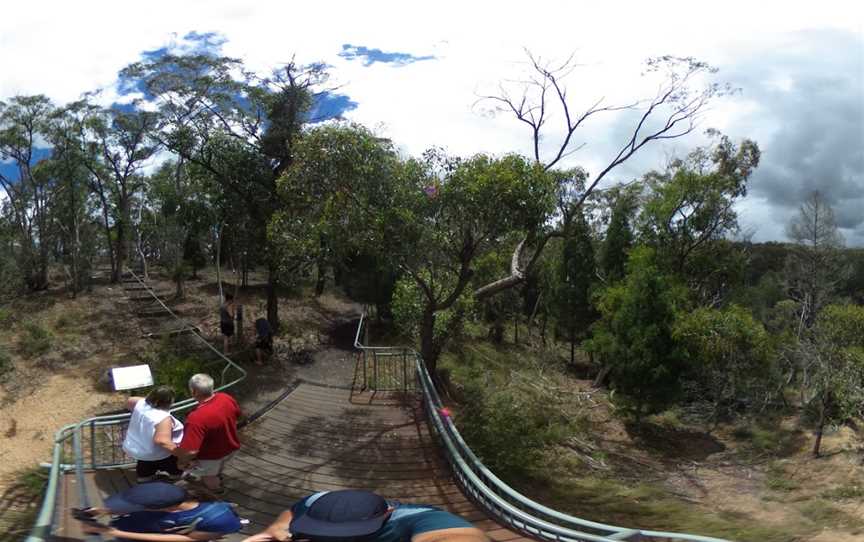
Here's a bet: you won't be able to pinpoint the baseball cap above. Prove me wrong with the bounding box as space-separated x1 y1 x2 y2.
291 490 390 540
104 482 188 513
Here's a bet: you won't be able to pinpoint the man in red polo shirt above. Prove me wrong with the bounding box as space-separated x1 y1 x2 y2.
175 373 241 492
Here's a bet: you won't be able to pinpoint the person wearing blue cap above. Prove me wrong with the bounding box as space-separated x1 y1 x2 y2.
241 489 488 542
73 481 243 541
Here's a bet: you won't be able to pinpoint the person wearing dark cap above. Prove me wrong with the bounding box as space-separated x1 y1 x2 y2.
74 481 243 541
241 489 488 542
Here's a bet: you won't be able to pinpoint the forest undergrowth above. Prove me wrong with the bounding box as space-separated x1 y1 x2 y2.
437 328 864 542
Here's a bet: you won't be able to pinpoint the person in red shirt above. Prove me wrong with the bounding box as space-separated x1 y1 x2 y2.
174 373 241 492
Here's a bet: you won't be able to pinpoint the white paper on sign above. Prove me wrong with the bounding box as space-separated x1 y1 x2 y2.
112 364 154 390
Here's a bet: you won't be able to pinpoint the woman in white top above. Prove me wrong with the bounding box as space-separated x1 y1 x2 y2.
122 386 184 482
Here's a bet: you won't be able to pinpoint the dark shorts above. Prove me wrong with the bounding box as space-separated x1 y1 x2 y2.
255 336 273 352
136 455 181 478
220 322 234 337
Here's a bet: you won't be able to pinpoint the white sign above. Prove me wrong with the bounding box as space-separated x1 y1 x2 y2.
111 364 154 391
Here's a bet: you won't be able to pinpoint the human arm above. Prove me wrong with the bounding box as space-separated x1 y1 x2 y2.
127 397 144 411
412 527 489 542
81 523 223 541
241 509 293 542
153 417 177 453
173 416 203 466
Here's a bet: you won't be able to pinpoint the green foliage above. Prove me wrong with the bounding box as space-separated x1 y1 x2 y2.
764 462 800 491
804 304 864 455
135 337 212 400
586 247 688 420
552 210 596 344
150 353 208 401
674 304 778 417
599 196 635 283
391 275 474 346
471 242 523 342
456 369 570 477
638 133 758 301
731 423 806 458
18 321 53 358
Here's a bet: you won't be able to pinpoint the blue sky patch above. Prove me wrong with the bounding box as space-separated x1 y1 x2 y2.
0 147 53 183
308 92 358 122
118 31 228 97
339 44 435 67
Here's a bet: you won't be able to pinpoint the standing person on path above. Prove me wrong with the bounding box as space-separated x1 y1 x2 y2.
220 292 236 354
241 489 488 542
254 317 273 366
122 386 184 482
174 374 241 494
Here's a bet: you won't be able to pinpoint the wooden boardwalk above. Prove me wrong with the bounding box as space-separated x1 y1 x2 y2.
51 382 530 542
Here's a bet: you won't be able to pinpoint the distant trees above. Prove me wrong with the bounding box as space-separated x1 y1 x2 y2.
639 133 760 303
0 95 56 291
120 54 330 330
785 191 848 331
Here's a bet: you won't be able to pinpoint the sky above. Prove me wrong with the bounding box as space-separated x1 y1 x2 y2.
1 0 863 244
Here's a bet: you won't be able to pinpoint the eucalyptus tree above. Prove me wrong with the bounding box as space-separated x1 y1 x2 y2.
638 133 760 303
120 54 329 329
476 54 736 300
387 151 556 371
279 124 556 372
63 102 160 282
0 95 55 291
785 191 848 331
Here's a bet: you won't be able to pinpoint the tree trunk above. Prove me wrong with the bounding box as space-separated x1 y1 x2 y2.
514 315 519 344
570 324 576 366
813 410 825 457
215 223 224 302
267 259 280 332
420 308 438 374
114 197 130 283
315 259 326 297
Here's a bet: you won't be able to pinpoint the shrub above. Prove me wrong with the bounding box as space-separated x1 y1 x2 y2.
150 355 208 401
18 322 53 358
456 371 570 477
147 339 210 401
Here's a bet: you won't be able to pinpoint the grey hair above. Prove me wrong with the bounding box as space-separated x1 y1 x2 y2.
188 373 215 397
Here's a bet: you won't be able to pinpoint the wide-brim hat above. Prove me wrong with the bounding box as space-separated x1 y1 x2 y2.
291 490 389 539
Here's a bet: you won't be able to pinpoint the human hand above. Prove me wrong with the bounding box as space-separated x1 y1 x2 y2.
241 533 277 542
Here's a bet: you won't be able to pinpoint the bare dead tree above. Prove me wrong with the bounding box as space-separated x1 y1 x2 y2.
474 51 732 300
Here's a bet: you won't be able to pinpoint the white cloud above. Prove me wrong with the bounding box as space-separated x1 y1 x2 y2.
2 0 862 242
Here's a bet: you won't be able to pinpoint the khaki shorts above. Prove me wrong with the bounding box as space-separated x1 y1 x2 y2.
187 452 234 477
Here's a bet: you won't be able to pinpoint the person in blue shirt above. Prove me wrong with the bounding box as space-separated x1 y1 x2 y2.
75 481 243 541
241 489 488 542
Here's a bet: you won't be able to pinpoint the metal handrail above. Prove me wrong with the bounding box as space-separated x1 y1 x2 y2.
354 313 731 542
27 270 248 542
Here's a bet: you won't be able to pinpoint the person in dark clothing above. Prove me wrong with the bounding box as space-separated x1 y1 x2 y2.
76 482 243 541
254 317 273 366
219 293 236 354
